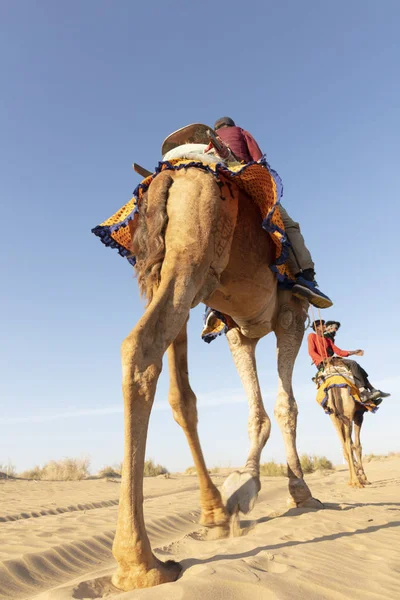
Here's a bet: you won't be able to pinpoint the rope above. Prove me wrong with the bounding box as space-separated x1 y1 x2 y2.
310 306 351 383
310 306 328 365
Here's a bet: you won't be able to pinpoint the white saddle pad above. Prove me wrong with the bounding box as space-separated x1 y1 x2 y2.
162 143 222 165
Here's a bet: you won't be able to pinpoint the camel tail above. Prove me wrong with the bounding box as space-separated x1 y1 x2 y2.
132 171 173 304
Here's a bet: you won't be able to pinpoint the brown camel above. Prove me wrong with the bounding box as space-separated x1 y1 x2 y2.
110 164 322 592
324 372 371 488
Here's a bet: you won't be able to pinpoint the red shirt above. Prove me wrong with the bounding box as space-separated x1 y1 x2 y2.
216 126 263 163
308 333 350 367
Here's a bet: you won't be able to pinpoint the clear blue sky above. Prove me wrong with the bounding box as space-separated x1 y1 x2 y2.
1 0 399 474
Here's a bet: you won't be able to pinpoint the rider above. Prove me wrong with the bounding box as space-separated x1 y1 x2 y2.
213 117 332 309
308 319 390 403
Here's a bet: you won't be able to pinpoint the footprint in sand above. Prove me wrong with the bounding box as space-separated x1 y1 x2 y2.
279 533 294 541
243 553 289 574
72 576 119 599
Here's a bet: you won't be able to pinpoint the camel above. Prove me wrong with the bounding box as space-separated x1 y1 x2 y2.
106 139 323 592
323 366 371 488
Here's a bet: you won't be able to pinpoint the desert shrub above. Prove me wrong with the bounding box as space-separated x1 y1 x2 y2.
300 454 315 474
364 453 378 462
0 462 16 478
19 458 90 481
98 465 121 478
185 465 221 475
259 455 333 477
185 466 197 475
19 466 43 479
259 461 287 477
363 453 390 462
143 459 168 477
300 454 333 473
313 455 333 470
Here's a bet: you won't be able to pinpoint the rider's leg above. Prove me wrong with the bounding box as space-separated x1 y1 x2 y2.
279 206 333 309
279 206 314 275
341 359 390 401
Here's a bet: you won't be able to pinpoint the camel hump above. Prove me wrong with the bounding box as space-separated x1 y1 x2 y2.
161 123 214 157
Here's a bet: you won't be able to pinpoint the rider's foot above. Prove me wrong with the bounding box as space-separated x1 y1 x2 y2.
360 389 381 402
371 388 391 398
292 276 333 309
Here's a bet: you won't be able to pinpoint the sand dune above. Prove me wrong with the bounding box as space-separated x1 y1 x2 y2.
1 457 399 599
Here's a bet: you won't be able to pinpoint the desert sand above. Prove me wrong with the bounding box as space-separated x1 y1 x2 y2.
1 456 399 600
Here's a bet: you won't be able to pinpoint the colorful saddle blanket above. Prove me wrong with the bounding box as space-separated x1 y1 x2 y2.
92 157 291 277
315 365 378 414
92 157 295 343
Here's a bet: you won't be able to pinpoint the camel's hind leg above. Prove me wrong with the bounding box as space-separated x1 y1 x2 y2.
112 169 237 591
168 321 228 530
274 294 321 508
221 328 270 516
353 410 370 484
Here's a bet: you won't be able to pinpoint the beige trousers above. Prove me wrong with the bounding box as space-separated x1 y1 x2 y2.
279 206 315 274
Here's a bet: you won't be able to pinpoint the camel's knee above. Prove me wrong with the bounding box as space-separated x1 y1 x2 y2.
249 413 271 446
169 390 198 430
121 333 162 394
274 393 298 429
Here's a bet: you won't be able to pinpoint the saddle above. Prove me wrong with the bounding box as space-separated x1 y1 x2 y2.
314 359 355 389
161 123 240 164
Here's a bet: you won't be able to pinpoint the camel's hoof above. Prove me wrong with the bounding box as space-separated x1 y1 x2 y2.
221 471 260 515
112 558 181 591
299 497 325 509
287 496 324 509
349 481 364 489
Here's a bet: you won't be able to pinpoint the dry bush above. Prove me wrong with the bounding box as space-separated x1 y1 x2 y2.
364 452 400 462
20 458 90 481
0 462 16 478
260 455 333 477
185 466 221 475
102 460 168 477
300 454 315 474
260 461 287 477
300 454 333 473
313 455 334 470
209 466 221 474
19 466 43 479
363 453 391 462
97 465 121 478
143 459 168 477
185 466 197 475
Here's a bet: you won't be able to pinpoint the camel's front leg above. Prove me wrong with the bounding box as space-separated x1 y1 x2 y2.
329 388 364 488
329 411 363 488
221 327 270 515
274 296 322 508
343 418 364 488
353 411 370 484
168 321 229 531
112 278 198 591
